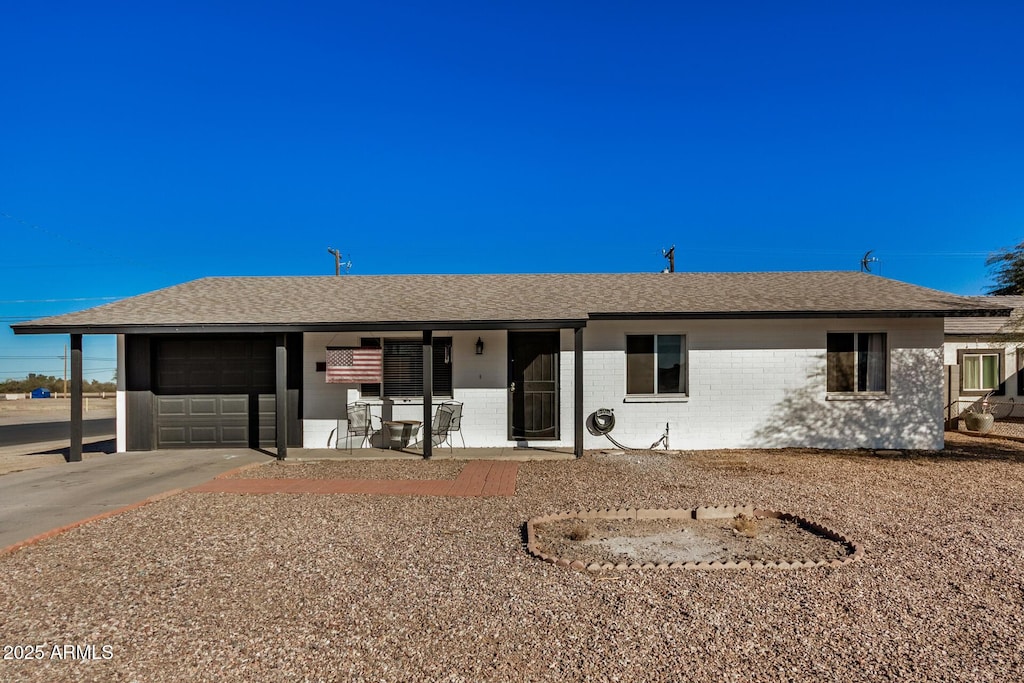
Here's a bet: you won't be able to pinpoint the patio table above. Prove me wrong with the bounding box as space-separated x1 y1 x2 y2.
382 420 422 449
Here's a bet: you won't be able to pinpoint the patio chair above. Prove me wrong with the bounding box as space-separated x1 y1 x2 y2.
441 400 465 449
345 402 376 452
430 401 464 452
428 403 455 452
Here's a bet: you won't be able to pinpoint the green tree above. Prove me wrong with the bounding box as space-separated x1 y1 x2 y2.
986 241 1024 295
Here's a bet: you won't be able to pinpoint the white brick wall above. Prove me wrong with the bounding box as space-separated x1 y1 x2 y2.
298 318 946 451
581 319 944 451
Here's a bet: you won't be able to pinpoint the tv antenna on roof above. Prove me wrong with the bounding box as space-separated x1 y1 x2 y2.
327 247 352 276
860 250 880 273
661 245 676 273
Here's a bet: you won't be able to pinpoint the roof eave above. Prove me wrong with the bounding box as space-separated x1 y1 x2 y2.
587 308 1013 320
944 332 1024 340
11 318 591 335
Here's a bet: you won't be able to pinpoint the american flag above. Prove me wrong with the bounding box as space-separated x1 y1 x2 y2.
326 347 383 383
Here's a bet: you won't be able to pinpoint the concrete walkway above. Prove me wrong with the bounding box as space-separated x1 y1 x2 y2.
284 446 575 462
192 460 519 497
0 449 271 550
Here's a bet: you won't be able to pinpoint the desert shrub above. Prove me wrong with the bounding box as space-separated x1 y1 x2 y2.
731 514 759 538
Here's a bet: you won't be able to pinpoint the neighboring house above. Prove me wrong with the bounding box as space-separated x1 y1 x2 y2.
12 272 1008 459
944 295 1024 418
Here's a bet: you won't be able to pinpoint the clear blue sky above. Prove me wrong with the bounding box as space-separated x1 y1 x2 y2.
2 1 1022 382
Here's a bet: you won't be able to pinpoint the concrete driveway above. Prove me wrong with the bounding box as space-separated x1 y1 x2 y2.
0 449 272 550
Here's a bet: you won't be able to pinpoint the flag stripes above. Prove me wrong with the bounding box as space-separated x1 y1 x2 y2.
326 347 383 383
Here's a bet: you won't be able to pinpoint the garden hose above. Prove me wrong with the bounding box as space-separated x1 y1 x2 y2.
586 408 669 452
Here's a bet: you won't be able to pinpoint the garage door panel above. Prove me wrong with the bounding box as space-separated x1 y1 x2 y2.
157 426 187 448
189 426 219 445
221 368 249 389
160 340 190 359
220 340 249 358
188 340 218 359
157 370 188 389
251 368 275 390
157 397 187 416
188 397 219 416
153 337 277 449
220 425 250 444
220 396 249 415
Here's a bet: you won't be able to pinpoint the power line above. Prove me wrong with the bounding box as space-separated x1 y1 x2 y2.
0 210 179 276
682 246 993 258
0 296 124 304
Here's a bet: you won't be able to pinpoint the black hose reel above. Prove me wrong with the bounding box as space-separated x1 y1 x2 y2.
587 408 669 451
587 408 616 436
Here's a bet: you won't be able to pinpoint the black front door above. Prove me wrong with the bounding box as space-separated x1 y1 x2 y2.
508 331 559 440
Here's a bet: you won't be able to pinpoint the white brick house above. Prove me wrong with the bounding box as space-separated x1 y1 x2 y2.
13 272 1008 459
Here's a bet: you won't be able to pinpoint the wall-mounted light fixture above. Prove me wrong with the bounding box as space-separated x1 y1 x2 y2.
475 337 484 355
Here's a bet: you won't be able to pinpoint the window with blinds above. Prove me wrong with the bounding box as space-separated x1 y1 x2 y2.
359 337 452 398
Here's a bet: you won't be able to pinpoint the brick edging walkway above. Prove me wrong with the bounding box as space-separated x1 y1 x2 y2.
191 460 519 498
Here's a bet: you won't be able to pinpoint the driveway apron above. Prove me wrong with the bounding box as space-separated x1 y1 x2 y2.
0 450 271 550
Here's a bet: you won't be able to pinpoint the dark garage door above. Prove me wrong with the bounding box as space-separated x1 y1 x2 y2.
153 337 276 448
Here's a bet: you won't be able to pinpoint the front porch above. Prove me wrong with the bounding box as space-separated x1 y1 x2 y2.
277 445 576 462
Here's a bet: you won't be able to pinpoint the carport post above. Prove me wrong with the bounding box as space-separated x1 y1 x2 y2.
422 330 432 459
69 334 83 462
574 326 584 458
275 334 287 460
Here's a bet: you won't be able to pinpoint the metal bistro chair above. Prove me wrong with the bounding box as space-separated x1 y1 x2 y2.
431 401 465 452
345 402 376 452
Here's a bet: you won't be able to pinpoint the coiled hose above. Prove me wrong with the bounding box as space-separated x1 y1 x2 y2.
586 408 669 452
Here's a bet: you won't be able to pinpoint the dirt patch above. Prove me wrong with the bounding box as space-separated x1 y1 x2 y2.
531 513 853 566
0 397 115 426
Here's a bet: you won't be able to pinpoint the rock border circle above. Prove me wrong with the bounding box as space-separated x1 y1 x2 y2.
526 504 864 571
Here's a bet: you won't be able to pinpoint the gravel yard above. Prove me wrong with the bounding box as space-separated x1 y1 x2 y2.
2 433 1023 681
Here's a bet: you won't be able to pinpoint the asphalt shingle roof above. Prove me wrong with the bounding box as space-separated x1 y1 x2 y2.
945 295 1024 336
12 272 1009 334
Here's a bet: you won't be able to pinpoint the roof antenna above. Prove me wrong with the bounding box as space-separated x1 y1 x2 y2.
661 245 676 273
860 250 880 273
327 247 352 276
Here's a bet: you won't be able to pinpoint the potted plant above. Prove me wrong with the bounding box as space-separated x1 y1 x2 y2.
963 394 996 434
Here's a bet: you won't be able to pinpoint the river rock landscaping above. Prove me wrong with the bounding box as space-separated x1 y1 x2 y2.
1 431 1022 681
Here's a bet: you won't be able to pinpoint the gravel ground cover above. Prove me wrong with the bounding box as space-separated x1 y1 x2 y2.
2 433 1023 682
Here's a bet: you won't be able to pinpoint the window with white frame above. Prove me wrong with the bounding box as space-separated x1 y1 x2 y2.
958 349 1002 394
626 334 686 395
826 332 887 393
359 337 453 398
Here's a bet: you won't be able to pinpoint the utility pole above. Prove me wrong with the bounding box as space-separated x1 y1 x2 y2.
662 245 676 273
327 247 341 276
327 248 352 276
